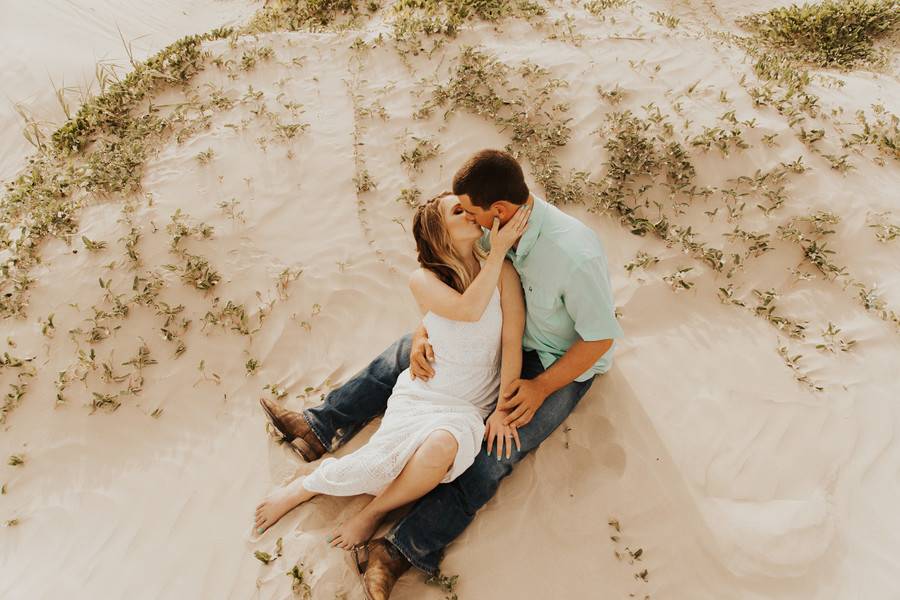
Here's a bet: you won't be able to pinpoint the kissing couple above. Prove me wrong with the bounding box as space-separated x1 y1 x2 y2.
255 149 624 599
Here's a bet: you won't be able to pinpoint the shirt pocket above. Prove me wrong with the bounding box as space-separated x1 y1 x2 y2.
524 287 566 336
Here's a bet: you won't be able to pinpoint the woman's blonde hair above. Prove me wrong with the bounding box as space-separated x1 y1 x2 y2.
412 192 486 294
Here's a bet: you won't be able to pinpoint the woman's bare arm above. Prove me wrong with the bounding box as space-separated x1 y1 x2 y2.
408 206 530 322
408 249 505 322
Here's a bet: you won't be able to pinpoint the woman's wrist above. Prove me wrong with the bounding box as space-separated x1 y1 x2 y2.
487 248 506 264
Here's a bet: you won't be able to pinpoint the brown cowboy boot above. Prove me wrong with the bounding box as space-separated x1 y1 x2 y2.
259 397 327 462
353 538 411 600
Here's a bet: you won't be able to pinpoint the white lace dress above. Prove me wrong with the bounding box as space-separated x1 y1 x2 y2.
302 287 502 496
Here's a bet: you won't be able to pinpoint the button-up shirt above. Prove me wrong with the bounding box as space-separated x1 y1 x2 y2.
481 195 624 381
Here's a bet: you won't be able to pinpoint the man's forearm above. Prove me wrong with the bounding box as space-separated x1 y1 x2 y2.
534 338 613 395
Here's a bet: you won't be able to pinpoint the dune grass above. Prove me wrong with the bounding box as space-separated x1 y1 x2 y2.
737 0 900 70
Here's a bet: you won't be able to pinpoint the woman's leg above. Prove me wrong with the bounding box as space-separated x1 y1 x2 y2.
254 476 320 534
329 430 458 550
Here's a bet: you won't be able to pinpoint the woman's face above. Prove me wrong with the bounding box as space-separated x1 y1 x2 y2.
440 194 483 245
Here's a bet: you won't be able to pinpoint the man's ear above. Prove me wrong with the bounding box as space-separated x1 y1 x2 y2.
494 201 517 223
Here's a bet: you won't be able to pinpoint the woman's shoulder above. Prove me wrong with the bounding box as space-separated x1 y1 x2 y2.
408 267 439 290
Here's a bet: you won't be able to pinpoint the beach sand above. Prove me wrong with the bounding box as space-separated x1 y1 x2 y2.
2 1 899 598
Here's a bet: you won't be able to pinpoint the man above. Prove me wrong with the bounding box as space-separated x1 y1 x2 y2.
260 149 624 599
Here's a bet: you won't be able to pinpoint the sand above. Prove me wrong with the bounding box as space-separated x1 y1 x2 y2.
2 1 899 599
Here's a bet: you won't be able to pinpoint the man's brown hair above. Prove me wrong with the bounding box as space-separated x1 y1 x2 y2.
451 149 529 209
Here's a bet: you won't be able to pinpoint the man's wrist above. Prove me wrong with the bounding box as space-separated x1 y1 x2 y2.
533 374 557 398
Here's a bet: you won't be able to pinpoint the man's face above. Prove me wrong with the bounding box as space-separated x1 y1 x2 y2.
457 194 496 229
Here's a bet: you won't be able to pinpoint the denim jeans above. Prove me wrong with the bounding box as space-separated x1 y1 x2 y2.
303 333 596 575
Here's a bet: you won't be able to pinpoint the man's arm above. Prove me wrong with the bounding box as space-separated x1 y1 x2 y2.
501 256 622 427
533 338 612 395
499 338 611 427
409 322 434 380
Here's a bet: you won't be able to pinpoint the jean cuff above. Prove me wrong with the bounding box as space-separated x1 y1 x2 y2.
384 531 438 577
301 409 331 453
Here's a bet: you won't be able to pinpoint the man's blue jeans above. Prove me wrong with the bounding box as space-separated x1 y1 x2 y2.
303 333 596 575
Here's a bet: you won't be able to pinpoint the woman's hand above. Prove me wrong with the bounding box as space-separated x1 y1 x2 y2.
488 203 532 256
485 408 521 459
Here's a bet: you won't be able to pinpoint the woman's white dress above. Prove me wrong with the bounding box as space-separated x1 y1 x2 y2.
302 286 502 496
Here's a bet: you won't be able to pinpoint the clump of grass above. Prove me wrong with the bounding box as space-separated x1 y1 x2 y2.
167 209 215 252
396 187 422 208
213 295 274 337
1 350 37 424
624 251 659 274
717 283 746 307
392 0 545 54
545 13 586 46
194 359 222 387
816 322 857 353
597 83 626 104
91 391 122 413
737 0 900 70
196 148 216 164
273 121 309 141
1 29 232 319
218 198 247 224
866 211 900 242
354 169 376 192
81 236 107 251
585 0 631 17
240 46 275 70
842 104 899 163
401 137 441 173
53 30 232 154
777 344 824 392
246 0 364 33
276 267 303 301
753 288 808 339
650 10 680 29
689 111 753 157
7 454 25 467
663 267 695 292
286 564 312 599
254 537 283 564
171 254 221 290
777 211 848 281
417 48 579 204
245 357 260 375
425 571 460 600
163 209 219 290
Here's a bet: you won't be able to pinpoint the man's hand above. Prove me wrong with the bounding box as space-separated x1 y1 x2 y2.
499 378 551 428
485 409 521 459
409 327 435 380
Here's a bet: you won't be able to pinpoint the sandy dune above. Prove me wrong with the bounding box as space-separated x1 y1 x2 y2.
2 1 899 599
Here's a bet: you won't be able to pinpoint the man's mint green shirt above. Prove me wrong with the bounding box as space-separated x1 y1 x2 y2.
481 195 624 381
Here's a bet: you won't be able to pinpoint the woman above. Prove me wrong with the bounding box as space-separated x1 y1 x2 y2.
253 192 530 550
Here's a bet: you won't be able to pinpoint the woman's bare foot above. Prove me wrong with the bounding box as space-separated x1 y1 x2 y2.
254 476 318 534
328 507 385 550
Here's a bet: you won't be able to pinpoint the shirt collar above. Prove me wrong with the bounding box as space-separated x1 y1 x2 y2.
510 195 547 262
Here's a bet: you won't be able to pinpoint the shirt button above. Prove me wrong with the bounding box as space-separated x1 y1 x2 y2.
528 286 533 292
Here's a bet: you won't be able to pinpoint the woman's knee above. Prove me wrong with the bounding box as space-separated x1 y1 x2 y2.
417 430 458 468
